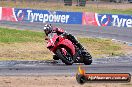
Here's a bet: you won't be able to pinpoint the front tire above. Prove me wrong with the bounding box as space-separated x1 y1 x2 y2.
53 55 59 60
56 48 73 65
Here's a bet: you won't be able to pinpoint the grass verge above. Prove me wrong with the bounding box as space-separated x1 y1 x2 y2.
0 1 132 15
0 27 44 43
0 27 124 60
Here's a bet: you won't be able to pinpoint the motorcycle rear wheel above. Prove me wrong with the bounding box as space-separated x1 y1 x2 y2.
83 52 92 65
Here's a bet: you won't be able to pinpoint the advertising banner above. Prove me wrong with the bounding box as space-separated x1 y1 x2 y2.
96 13 132 27
14 8 82 24
82 12 132 27
0 7 2 20
0 7 131 27
82 12 98 26
0 7 17 22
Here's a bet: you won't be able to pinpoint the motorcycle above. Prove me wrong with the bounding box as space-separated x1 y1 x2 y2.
45 32 92 65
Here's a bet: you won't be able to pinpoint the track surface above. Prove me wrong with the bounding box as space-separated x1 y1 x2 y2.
0 56 132 75
0 21 132 42
0 21 132 76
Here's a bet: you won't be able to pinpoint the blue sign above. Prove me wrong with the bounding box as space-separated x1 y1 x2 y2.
14 8 82 24
96 13 132 27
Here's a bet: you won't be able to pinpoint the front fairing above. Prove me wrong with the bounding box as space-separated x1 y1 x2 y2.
46 33 76 55
47 33 58 49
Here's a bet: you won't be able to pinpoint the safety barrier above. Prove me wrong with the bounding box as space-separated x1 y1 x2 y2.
82 12 132 27
0 7 131 27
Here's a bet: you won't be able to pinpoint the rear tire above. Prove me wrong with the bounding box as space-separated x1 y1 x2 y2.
83 52 92 65
84 59 92 65
56 48 73 65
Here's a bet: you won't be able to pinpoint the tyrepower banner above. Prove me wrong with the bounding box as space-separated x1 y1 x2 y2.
0 7 82 24
14 8 82 24
82 12 132 27
0 7 131 27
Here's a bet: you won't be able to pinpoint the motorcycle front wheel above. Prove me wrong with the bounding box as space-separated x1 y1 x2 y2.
56 47 74 65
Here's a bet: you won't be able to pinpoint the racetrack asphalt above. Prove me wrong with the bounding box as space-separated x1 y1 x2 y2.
0 56 132 76
0 21 132 43
0 21 132 76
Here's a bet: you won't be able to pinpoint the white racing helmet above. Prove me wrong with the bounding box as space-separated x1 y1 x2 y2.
43 24 53 35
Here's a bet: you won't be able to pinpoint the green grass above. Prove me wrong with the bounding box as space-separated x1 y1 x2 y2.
0 27 44 43
0 1 132 15
92 8 132 15
0 27 124 60
78 37 123 57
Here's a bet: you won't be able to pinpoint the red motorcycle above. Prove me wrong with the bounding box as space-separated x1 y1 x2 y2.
45 32 92 65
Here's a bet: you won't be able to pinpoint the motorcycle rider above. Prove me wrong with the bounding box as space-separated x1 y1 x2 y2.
43 24 84 50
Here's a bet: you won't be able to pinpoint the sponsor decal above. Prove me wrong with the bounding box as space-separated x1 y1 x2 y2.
100 15 110 26
76 65 131 84
112 15 132 27
26 10 69 23
82 12 98 25
95 13 111 26
16 10 25 21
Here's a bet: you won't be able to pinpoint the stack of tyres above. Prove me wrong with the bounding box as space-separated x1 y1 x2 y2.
64 0 72 6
